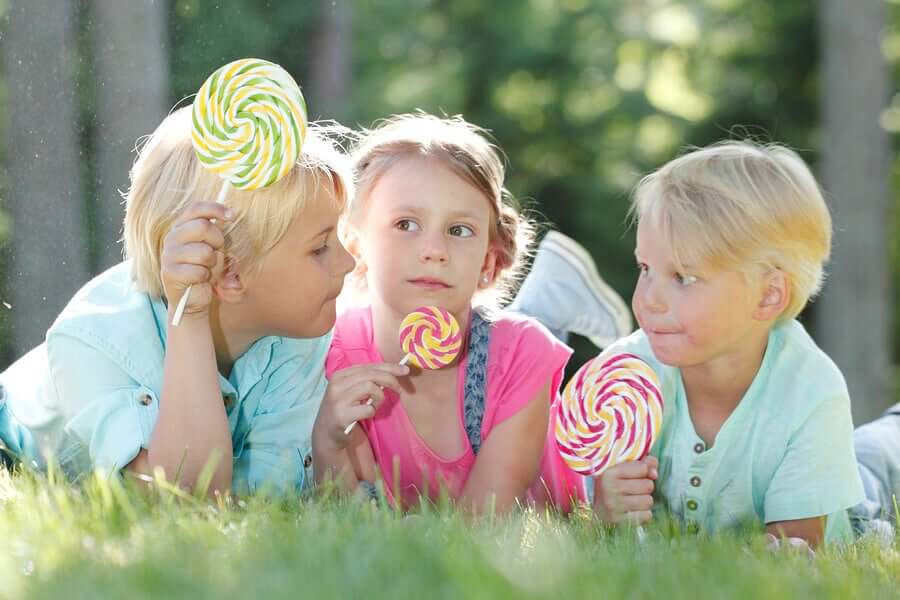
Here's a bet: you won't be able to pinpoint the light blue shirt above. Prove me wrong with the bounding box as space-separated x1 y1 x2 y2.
604 320 865 543
0 262 328 494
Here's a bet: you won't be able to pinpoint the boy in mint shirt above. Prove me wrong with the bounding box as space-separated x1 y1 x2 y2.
0 106 377 495
512 141 864 547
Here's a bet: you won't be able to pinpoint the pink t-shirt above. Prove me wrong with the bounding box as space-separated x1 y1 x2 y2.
326 307 586 511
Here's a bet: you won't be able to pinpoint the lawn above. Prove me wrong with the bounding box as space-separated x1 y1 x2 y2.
0 470 897 600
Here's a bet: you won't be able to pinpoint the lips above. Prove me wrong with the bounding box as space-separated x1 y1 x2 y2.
408 277 451 290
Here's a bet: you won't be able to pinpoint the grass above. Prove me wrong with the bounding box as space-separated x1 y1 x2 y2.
0 470 897 600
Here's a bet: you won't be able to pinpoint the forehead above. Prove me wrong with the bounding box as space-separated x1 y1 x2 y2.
369 155 492 217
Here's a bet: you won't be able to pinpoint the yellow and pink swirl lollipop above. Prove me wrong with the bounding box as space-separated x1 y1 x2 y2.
172 58 308 325
398 306 462 369
555 352 663 476
344 306 461 435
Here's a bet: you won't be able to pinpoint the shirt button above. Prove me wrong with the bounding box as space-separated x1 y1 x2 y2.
686 499 699 511
138 394 152 406
693 443 705 454
690 476 701 487
686 521 700 533
303 454 313 468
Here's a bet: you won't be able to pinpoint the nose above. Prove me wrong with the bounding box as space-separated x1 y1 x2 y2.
335 239 355 277
635 273 666 315
419 230 449 264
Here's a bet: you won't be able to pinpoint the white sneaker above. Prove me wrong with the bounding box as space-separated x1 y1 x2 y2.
510 231 633 349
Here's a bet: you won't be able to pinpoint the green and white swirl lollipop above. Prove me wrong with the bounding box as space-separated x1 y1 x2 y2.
172 58 308 325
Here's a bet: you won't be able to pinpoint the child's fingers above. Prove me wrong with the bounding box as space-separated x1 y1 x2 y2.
166 263 211 286
610 461 652 480
341 402 377 426
168 218 227 250
614 478 655 497
168 242 220 269
618 493 654 513
342 381 386 408
331 366 408 393
640 455 659 478
177 201 234 226
333 362 410 380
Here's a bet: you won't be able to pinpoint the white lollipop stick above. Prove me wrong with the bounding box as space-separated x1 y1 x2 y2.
343 354 412 436
171 184 229 326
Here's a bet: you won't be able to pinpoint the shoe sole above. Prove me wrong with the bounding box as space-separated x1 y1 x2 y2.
540 231 633 345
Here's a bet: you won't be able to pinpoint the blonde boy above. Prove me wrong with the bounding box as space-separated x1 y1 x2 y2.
0 107 356 494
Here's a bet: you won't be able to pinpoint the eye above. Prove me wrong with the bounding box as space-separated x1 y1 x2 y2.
312 242 329 256
449 224 474 238
396 219 420 232
676 272 698 286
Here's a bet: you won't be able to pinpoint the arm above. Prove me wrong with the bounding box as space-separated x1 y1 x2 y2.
763 389 865 548
766 518 824 549
128 201 234 493
457 384 550 515
312 363 407 491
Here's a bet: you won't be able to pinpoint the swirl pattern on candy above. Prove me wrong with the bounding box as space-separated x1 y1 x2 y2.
192 58 308 191
399 306 462 369
555 352 663 476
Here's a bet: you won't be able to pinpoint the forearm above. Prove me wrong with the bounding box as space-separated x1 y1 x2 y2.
311 430 360 491
147 311 232 492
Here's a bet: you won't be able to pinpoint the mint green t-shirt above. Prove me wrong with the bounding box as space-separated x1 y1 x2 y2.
604 320 865 543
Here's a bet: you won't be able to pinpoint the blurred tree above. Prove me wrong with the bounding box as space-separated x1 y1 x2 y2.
4 0 89 354
819 0 894 423
308 0 352 122
89 0 170 270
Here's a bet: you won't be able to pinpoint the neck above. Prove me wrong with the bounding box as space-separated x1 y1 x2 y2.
369 298 470 367
208 301 259 378
680 325 771 410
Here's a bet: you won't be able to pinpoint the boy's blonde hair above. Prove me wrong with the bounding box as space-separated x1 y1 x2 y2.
347 113 535 309
123 107 353 298
632 140 832 321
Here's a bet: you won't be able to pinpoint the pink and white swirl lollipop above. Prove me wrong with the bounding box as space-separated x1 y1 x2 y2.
555 352 663 476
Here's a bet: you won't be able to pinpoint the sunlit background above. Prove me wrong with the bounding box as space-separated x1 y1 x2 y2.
1 0 897 421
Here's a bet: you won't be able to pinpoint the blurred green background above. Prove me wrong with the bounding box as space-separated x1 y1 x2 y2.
0 0 897 421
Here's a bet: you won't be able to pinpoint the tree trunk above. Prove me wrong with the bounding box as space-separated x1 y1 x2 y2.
5 0 90 354
90 0 169 270
818 0 894 424
307 0 352 121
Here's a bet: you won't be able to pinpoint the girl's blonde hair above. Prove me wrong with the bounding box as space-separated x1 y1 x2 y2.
346 113 535 309
123 107 353 298
631 140 832 321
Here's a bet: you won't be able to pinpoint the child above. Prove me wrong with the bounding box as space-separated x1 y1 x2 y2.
311 114 586 513
0 106 370 495
513 142 865 546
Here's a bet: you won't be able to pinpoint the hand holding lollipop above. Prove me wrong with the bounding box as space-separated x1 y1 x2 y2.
172 58 308 325
343 306 461 435
556 352 663 533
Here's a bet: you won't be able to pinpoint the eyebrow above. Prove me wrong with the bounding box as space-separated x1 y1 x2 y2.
391 205 482 221
310 225 334 241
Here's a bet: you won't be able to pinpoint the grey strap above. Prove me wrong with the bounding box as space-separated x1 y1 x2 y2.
462 310 491 455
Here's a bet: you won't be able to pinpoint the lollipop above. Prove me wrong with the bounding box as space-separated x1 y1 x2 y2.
172 58 308 325
344 306 461 434
398 306 462 369
555 352 663 476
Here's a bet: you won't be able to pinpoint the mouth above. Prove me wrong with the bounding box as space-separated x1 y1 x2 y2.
407 277 451 290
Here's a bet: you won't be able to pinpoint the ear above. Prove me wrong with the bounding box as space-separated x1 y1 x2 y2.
478 246 500 289
212 254 248 303
343 228 368 282
752 269 790 321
